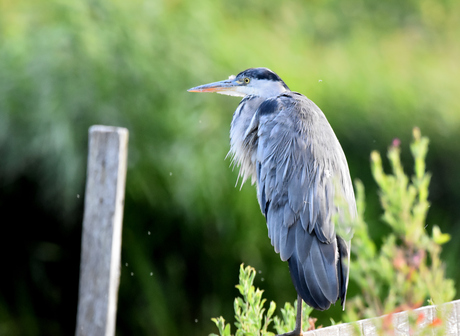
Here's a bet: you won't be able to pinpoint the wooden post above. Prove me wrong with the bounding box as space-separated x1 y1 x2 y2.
76 126 129 336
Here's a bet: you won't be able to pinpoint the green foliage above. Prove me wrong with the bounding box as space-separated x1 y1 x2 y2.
346 128 455 330
233 265 277 336
210 264 316 336
210 264 276 336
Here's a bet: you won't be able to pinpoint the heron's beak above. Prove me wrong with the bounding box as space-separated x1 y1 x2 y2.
188 78 245 97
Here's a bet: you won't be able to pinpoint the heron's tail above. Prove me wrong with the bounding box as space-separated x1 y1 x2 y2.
287 227 349 311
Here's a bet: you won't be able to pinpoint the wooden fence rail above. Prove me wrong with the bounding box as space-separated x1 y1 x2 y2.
306 299 460 335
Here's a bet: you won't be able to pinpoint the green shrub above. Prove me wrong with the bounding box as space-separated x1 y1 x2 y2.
210 264 316 336
346 128 455 324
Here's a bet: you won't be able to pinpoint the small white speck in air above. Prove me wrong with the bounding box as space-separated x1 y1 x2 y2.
150 272 153 276
318 79 322 82
125 263 128 267
195 319 198 323
77 194 80 198
169 172 172 176
148 231 151 235
261 278 265 282
131 272 134 276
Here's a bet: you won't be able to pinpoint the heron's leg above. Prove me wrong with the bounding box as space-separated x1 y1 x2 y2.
294 295 303 334
276 295 303 336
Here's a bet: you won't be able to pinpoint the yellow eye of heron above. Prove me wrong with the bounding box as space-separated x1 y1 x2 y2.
244 77 250 84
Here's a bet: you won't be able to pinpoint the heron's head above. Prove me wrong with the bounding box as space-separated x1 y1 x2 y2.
188 67 290 98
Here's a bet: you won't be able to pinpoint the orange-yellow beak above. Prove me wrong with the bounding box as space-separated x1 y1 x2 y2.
188 78 240 94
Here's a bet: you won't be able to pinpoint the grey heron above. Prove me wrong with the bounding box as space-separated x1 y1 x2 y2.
188 68 356 335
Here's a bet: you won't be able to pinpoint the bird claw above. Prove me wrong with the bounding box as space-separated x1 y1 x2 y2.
275 329 303 336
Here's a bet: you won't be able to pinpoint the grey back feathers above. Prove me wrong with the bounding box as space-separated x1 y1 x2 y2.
228 69 356 311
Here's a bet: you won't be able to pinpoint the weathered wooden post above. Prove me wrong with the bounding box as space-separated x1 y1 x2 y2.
76 126 129 336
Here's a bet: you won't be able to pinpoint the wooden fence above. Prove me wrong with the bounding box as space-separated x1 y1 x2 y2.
306 300 460 335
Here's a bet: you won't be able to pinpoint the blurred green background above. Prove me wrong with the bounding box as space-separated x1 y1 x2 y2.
0 0 459 335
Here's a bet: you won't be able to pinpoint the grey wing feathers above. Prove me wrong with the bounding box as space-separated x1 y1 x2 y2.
255 93 355 310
